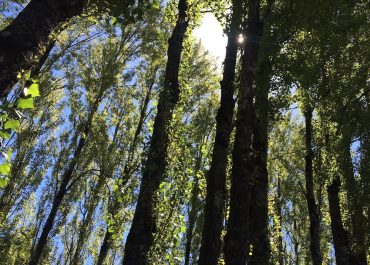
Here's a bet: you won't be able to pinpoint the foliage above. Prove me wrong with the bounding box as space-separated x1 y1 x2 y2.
0 0 369 264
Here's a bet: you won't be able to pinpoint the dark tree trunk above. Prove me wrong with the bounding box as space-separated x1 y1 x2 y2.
293 208 300 265
97 229 113 265
304 107 322 265
248 57 271 265
327 176 352 265
338 132 367 265
223 1 264 264
0 0 86 97
28 93 102 265
303 108 322 265
122 2 189 263
184 178 200 265
197 1 241 264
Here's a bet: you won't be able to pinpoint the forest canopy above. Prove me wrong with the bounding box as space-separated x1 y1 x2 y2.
0 0 369 265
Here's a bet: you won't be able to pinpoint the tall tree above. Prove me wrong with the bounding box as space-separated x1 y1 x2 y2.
223 1 273 264
248 55 272 265
28 36 132 264
303 107 322 265
327 176 351 265
0 0 86 97
197 0 241 264
122 0 189 264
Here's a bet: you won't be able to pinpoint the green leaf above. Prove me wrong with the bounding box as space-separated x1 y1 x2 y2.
0 177 8 188
0 130 11 139
4 119 20 132
152 0 160 9
25 72 31 80
25 83 40 97
0 163 11 175
17 98 34 109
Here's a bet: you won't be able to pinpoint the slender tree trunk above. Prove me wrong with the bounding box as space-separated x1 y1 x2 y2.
70 175 106 265
122 1 189 262
327 176 351 265
0 0 86 97
28 93 102 265
248 57 271 265
197 1 241 264
277 177 284 265
224 1 265 264
97 228 114 265
338 132 367 265
293 209 300 265
184 154 202 265
184 178 200 265
303 108 322 265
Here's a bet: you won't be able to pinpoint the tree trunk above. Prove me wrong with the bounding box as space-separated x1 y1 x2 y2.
97 228 113 265
327 176 352 265
293 208 300 265
70 175 106 265
122 2 189 263
248 56 271 265
184 178 200 265
303 108 322 265
338 132 367 265
223 1 264 264
277 177 284 265
28 92 102 265
0 0 86 97
197 1 241 264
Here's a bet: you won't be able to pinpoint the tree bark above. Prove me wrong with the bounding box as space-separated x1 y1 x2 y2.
28 92 102 265
122 2 189 263
303 108 322 265
97 228 114 265
223 1 264 264
197 1 241 264
327 176 352 265
248 56 271 265
0 0 86 98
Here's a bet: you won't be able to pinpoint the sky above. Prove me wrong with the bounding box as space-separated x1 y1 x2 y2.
193 13 227 67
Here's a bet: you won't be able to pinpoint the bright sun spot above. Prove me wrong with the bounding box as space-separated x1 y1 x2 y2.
238 34 245 44
193 13 227 67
